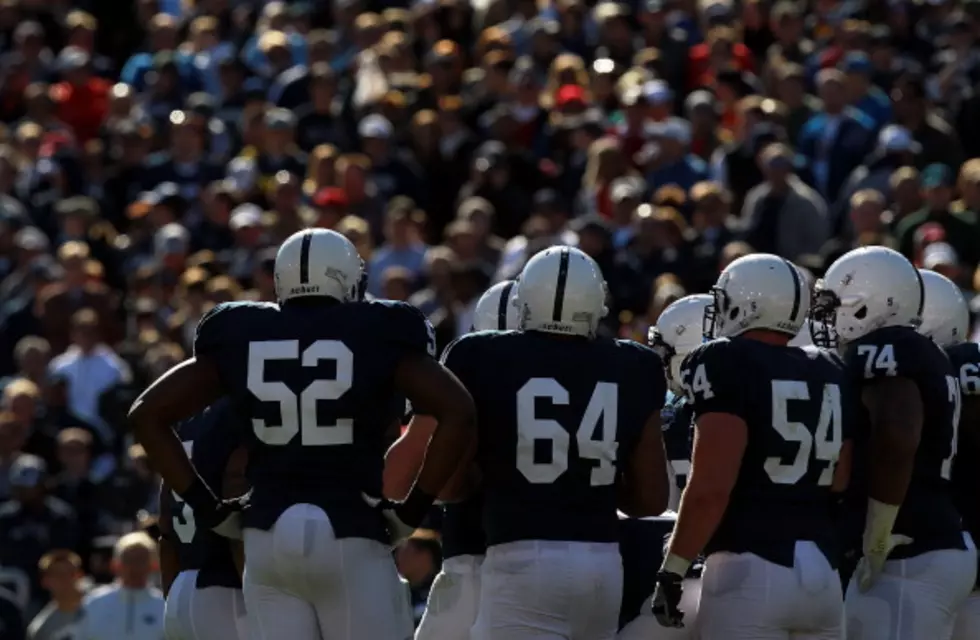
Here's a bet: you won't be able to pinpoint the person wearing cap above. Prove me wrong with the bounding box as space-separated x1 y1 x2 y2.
797 68 875 204
743 142 830 262
0 453 78 615
896 163 980 269
252 108 307 194
358 113 420 205
154 222 191 276
922 241 963 283
644 119 708 195
834 124 921 233
608 176 647 248
842 52 892 130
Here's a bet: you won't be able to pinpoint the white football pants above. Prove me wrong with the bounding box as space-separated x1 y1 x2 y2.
697 541 843 640
471 540 622 640
164 570 247 640
845 533 977 640
242 504 413 640
952 589 980 640
414 554 482 640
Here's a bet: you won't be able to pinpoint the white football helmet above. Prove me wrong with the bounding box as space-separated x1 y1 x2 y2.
473 280 520 331
703 253 809 340
649 294 711 395
811 246 922 348
517 246 607 338
275 229 364 303
918 269 968 348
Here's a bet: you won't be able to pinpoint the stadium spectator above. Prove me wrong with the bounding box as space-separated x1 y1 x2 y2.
26 550 86 640
74 532 164 640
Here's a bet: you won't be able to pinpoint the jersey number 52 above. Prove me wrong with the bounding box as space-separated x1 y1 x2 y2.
516 378 618 487
247 340 355 446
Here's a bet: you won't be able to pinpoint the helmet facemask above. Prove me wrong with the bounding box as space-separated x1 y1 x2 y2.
809 285 841 349
702 285 732 341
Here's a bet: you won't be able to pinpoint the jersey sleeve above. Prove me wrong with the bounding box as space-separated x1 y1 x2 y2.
622 340 668 420
679 340 747 421
377 301 437 358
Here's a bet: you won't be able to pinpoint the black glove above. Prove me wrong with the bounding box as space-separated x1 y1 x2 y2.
651 570 685 628
362 486 435 543
182 479 249 540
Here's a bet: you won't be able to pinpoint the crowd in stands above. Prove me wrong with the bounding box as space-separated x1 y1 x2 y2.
3 0 980 636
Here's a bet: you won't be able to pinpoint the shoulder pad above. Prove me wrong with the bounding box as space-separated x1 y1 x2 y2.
194 301 277 358
368 300 436 357
842 327 926 381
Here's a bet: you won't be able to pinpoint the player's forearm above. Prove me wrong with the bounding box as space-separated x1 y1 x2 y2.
383 415 435 500
129 409 201 495
412 408 476 497
868 426 917 506
864 383 921 505
668 489 729 562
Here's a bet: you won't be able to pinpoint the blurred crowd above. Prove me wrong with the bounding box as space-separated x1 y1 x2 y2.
3 0 980 636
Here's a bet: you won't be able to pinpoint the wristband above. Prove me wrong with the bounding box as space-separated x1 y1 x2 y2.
181 477 218 513
399 486 437 528
661 553 692 577
864 498 900 554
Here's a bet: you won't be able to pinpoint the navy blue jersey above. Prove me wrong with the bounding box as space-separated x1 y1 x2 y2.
167 399 243 590
442 330 666 546
681 339 855 568
945 341 979 574
441 497 486 560
841 326 965 559
194 299 435 540
662 391 694 492
617 515 675 630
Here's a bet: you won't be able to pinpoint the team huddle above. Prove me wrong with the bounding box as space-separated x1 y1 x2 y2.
127 227 980 640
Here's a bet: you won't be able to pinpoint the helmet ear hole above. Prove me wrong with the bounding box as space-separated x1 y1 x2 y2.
728 306 740 321
854 306 868 320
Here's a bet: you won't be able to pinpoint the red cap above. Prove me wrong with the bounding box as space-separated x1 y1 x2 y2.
555 84 587 108
313 187 349 208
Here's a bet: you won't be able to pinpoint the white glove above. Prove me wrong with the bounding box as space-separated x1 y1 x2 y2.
855 499 911 592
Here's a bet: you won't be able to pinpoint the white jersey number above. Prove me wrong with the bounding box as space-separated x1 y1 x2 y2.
766 381 843 486
172 440 196 543
942 374 962 480
516 378 619 486
247 340 354 446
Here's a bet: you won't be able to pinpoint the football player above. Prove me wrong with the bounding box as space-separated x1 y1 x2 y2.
654 254 853 639
616 294 711 640
129 229 476 640
386 279 520 640
444 246 669 640
160 399 247 640
917 268 980 640
811 246 976 640
649 294 711 506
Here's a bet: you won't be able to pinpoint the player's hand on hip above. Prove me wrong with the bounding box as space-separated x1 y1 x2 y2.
361 493 417 543
856 533 913 592
201 492 250 540
652 570 685 628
